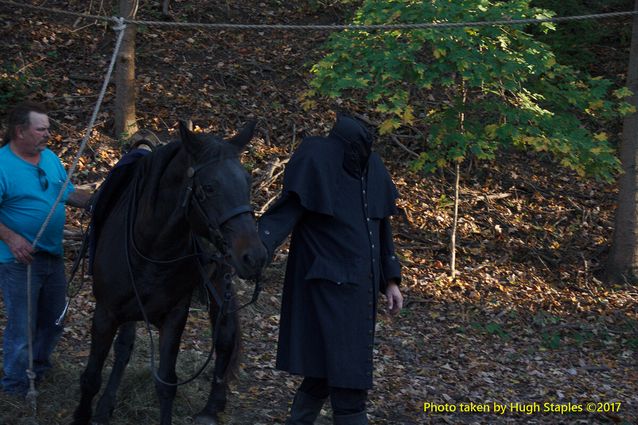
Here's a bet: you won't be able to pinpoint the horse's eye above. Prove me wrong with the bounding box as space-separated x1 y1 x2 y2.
202 184 216 193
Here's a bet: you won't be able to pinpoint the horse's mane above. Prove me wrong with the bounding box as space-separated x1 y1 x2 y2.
137 140 181 179
134 135 233 207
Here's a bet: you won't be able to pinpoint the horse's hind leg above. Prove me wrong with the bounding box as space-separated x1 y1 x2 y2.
72 305 119 425
194 302 241 425
93 321 137 423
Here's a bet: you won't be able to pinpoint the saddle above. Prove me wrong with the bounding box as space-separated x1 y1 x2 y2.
87 130 160 272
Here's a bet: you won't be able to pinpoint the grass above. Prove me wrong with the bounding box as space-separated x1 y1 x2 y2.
0 334 231 425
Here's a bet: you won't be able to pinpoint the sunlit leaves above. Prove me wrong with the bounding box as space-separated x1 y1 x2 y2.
613 87 634 99
308 0 624 181
618 102 637 116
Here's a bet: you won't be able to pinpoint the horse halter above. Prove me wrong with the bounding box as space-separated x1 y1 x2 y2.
181 158 253 256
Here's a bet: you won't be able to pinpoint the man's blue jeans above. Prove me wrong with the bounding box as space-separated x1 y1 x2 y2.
0 252 67 395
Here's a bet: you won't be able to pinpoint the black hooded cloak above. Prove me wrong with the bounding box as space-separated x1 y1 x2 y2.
258 115 401 389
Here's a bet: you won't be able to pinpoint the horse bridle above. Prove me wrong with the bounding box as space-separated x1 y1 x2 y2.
181 158 263 312
124 156 262 388
181 157 254 257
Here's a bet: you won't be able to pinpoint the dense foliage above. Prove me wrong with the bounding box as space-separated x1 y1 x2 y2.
530 0 634 70
307 0 635 181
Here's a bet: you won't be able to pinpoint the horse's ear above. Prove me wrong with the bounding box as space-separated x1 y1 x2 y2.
228 121 256 152
179 120 192 140
179 120 199 155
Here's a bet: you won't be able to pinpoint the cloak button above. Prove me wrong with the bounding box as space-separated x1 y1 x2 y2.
264 230 270 235
336 281 342 285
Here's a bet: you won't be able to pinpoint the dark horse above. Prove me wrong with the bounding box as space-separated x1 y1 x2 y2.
72 121 267 425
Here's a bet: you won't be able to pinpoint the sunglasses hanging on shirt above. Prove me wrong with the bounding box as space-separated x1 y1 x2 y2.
36 166 49 191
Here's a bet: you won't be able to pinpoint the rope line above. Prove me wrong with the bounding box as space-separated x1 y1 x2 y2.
31 16 126 249
24 17 127 415
1 0 636 31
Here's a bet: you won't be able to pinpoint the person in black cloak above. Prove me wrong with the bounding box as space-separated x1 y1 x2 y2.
258 113 403 425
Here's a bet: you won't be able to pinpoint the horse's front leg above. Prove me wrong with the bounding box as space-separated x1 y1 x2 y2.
194 296 241 425
72 305 119 425
156 298 190 425
93 321 137 423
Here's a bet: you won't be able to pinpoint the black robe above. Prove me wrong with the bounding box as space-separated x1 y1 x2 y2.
258 126 401 389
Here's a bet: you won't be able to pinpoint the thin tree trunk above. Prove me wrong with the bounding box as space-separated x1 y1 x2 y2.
451 161 460 279
450 84 467 279
115 0 138 138
606 0 638 283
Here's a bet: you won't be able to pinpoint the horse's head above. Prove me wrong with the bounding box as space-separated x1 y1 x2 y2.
179 121 266 279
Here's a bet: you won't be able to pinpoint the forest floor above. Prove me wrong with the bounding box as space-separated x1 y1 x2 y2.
0 1 637 424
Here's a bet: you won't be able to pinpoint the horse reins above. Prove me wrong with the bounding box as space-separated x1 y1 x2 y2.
183 160 263 313
123 156 261 387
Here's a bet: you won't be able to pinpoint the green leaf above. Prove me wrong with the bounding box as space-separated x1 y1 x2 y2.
618 102 637 116
613 87 634 99
379 117 401 135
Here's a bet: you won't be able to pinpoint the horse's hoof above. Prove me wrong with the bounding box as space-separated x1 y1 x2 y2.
193 413 219 425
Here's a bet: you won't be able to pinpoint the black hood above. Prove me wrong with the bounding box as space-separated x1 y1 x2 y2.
328 114 374 178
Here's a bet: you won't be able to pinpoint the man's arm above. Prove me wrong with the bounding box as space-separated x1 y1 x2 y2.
0 221 33 264
66 188 93 209
379 217 401 286
379 217 403 314
258 192 305 260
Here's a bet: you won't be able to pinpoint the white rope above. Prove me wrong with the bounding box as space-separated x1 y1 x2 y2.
122 10 638 30
31 16 126 253
24 17 127 415
0 0 636 31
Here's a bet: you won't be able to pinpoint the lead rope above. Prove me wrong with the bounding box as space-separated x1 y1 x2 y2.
23 17 127 419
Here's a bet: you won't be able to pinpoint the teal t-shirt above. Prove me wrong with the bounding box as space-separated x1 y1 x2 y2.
0 145 74 261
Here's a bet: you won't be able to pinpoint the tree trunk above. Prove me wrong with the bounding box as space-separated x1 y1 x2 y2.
606 0 638 283
450 84 468 279
115 0 138 139
450 161 460 279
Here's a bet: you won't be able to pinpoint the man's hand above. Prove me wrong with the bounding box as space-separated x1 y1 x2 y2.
385 281 403 315
6 232 34 264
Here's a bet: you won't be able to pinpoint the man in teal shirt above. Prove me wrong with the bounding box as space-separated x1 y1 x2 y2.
0 101 90 396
